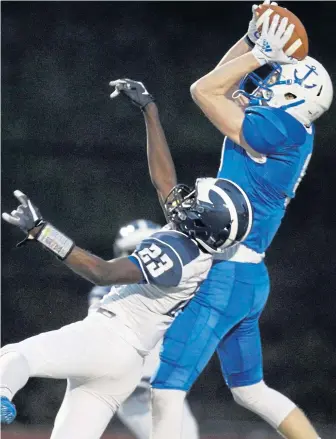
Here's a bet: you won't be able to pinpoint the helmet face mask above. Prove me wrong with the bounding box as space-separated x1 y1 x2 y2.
164 184 197 222
237 64 280 106
165 178 252 254
236 56 333 126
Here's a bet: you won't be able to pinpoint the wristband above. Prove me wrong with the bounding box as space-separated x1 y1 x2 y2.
36 223 75 260
244 34 255 49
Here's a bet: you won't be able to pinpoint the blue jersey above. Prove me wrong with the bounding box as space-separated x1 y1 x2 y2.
217 106 314 254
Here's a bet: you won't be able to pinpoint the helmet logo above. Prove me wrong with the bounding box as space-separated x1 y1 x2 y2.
294 65 318 89
253 30 260 40
261 40 272 53
196 178 216 205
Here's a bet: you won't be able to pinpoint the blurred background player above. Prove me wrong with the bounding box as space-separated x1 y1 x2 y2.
88 219 199 439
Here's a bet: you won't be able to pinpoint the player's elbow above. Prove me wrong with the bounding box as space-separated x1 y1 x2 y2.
190 80 214 108
190 81 206 100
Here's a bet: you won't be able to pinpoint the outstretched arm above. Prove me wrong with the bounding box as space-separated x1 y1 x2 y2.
63 247 142 286
109 79 177 210
143 103 177 205
2 191 144 286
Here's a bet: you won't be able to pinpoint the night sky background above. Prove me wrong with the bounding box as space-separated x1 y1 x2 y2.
2 0 336 434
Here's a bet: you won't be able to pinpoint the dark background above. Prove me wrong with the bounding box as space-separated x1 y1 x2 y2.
2 0 336 434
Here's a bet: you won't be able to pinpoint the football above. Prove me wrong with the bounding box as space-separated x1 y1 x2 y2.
255 4 309 60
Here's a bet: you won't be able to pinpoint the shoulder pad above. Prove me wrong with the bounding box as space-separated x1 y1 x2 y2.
243 106 307 155
132 231 200 287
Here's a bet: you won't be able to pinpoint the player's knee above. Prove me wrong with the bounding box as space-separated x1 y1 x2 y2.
0 344 31 372
231 380 267 407
230 380 297 428
1 343 22 359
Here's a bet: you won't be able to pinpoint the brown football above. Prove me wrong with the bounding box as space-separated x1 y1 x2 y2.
255 4 309 60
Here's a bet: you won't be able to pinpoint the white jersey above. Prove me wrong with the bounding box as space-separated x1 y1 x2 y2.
89 230 212 353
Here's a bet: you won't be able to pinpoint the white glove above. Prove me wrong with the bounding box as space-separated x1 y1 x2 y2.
2 190 43 233
252 14 296 65
247 0 278 44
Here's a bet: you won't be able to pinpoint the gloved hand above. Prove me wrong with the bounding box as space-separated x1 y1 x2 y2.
2 190 43 233
109 78 154 110
2 190 74 259
247 0 278 45
252 14 296 65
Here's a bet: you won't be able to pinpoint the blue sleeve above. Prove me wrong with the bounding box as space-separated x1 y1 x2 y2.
242 106 306 155
131 236 183 287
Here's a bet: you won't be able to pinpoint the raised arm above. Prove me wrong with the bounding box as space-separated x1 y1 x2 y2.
214 1 277 69
191 52 260 147
109 79 177 209
143 103 177 204
190 14 296 149
2 191 144 286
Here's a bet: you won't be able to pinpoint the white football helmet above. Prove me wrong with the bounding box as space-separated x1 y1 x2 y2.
239 56 333 126
113 219 161 257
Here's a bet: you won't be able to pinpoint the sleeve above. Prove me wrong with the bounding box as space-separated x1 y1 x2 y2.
129 236 183 287
242 106 307 155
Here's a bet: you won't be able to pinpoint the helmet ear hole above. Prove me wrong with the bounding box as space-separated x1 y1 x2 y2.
285 92 297 100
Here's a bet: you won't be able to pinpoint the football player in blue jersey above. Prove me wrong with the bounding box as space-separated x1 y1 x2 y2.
88 219 200 439
0 105 252 436
109 4 333 439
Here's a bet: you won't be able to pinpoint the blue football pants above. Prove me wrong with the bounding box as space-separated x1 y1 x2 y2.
152 260 270 390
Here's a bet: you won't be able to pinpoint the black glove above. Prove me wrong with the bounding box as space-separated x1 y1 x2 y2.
109 78 154 110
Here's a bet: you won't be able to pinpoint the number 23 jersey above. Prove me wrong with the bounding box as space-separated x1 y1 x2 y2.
98 230 212 353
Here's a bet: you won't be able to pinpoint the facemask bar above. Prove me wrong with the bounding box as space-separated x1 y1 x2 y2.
164 184 196 222
236 63 284 106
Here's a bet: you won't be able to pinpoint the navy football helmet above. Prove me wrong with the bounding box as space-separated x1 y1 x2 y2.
114 219 161 257
164 178 252 254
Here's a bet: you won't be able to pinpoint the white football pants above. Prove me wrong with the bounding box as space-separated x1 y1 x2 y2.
117 385 199 439
0 312 145 439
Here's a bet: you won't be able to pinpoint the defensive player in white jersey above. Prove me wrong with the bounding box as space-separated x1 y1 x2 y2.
0 111 253 437
88 219 199 439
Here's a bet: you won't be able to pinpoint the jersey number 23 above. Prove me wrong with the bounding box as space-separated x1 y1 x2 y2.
138 243 174 278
